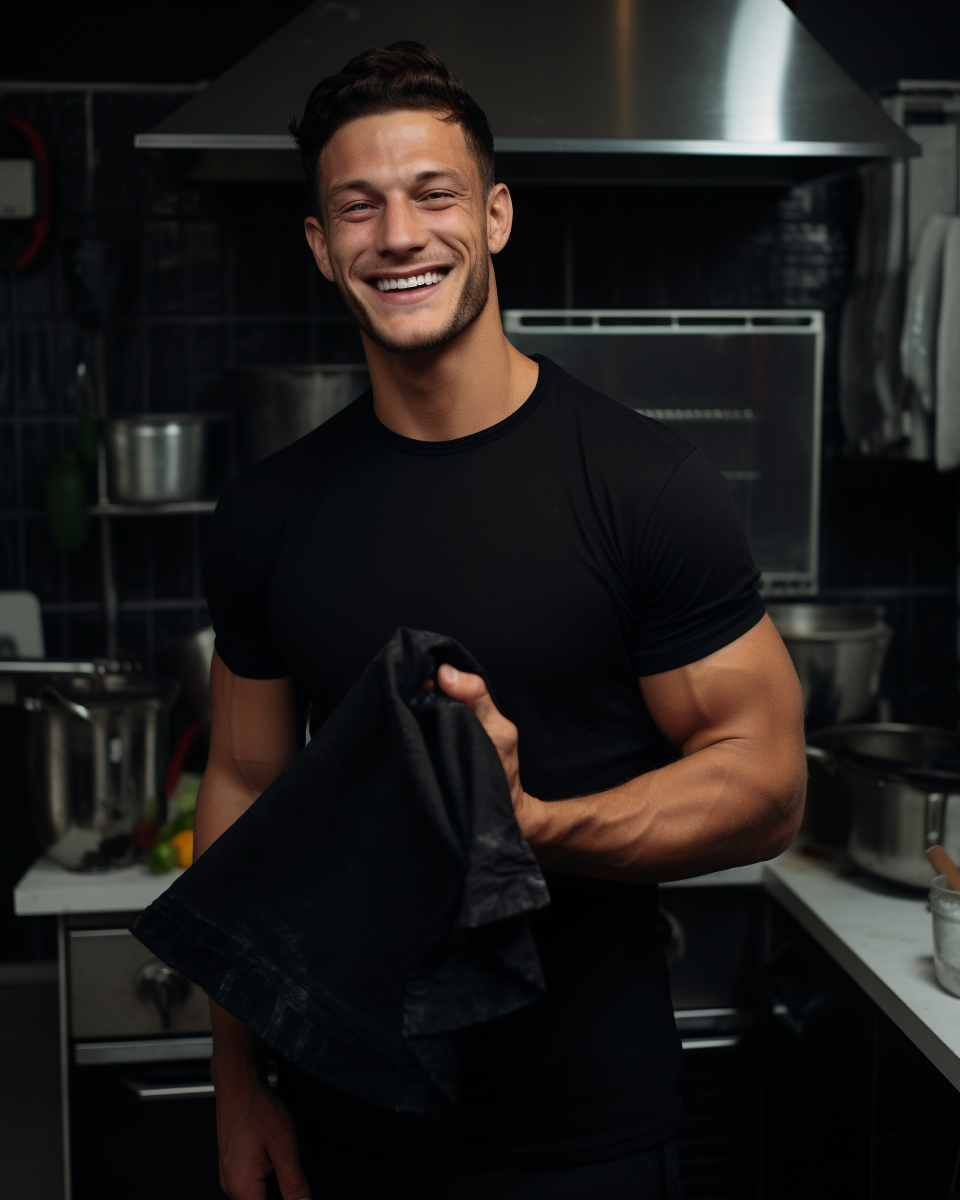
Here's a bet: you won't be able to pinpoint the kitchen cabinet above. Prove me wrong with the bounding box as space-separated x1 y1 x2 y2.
761 901 960 1200
761 901 877 1198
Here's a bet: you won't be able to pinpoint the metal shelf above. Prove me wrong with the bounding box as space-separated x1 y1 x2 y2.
89 501 217 516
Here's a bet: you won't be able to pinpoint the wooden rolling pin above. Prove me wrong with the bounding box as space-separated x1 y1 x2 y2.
926 845 960 891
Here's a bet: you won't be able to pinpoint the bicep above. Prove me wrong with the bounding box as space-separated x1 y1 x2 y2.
195 654 305 854
639 615 804 761
207 651 305 788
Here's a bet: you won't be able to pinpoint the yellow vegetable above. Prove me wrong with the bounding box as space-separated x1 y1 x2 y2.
170 829 194 869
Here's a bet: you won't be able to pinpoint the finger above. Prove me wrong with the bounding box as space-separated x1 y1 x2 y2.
270 1140 311 1200
275 1160 312 1200
436 663 495 715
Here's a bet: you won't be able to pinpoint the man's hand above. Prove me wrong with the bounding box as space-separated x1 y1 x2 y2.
435 663 544 837
436 617 806 883
214 1068 311 1200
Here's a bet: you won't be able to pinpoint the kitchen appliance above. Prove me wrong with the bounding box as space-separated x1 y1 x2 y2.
134 0 916 188
104 414 207 504
505 309 823 594
26 669 177 871
0 589 44 657
229 364 369 466
767 602 892 727
63 913 221 1200
160 626 215 728
806 723 960 889
661 883 766 1196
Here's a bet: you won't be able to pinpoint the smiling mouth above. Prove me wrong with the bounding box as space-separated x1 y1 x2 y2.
370 269 449 293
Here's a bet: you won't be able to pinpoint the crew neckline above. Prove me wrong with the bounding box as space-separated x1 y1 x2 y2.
364 354 549 456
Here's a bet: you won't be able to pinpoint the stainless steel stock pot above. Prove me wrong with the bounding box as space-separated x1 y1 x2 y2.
768 603 892 729
806 723 960 889
28 671 176 870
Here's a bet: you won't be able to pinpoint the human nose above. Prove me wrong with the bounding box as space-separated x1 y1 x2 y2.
374 195 428 259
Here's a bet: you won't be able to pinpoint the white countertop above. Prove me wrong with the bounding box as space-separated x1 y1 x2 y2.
763 849 960 1089
13 857 184 915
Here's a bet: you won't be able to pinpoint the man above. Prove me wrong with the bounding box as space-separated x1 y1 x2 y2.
197 40 805 1200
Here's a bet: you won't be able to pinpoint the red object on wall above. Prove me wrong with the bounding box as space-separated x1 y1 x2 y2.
0 117 52 270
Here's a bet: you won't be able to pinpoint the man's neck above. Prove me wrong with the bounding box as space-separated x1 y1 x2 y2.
362 288 539 442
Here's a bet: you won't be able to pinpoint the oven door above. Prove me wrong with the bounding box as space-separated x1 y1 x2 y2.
67 919 221 1200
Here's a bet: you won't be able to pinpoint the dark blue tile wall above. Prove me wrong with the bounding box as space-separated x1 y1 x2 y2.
0 86 956 721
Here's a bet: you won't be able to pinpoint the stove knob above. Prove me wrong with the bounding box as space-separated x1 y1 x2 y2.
136 960 191 1030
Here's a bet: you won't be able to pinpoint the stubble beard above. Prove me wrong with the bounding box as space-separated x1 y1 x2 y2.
336 250 491 356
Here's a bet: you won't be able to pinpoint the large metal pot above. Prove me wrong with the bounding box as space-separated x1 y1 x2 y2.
229 365 370 467
768 603 892 728
807 723 960 888
105 415 207 504
28 674 176 871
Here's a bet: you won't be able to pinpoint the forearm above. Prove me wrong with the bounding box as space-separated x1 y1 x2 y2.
197 777 270 1086
209 999 267 1087
523 737 805 883
196 692 302 1075
194 769 262 858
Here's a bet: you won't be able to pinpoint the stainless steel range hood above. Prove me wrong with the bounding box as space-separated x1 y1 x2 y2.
135 0 918 186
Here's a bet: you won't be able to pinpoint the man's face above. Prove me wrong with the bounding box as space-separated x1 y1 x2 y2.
305 110 507 355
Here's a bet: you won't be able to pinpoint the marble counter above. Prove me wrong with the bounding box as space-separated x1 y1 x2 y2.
13 857 184 916
763 850 960 1089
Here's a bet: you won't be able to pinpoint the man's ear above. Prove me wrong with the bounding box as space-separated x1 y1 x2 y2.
304 216 335 282
487 183 514 256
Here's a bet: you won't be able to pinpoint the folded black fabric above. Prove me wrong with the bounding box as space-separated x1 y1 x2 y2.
130 628 550 1114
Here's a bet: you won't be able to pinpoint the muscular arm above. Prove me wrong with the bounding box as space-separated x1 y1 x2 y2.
196 653 310 1200
439 615 806 883
194 653 304 858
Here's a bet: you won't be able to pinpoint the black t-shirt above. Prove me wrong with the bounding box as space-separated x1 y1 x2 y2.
206 354 764 1165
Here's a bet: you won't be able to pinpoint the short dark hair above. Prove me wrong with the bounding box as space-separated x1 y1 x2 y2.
289 41 495 219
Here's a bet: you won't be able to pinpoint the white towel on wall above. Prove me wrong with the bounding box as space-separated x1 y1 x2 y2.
901 213 952 414
936 218 960 471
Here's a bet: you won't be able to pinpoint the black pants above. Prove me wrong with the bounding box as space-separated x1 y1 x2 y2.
266 1140 681 1200
271 1079 680 1199
273 1063 682 1200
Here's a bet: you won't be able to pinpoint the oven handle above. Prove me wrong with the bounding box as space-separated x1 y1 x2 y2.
121 1072 277 1102
122 1078 214 1102
680 1036 741 1051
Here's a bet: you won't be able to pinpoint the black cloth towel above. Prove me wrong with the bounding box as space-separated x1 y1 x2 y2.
129 628 550 1114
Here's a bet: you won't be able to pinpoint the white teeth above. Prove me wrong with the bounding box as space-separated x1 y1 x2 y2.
374 270 445 291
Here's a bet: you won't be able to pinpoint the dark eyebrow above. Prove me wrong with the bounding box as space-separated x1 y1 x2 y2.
327 178 372 200
327 168 471 202
413 169 470 190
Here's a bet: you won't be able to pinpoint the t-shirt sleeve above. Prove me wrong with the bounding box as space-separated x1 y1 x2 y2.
204 484 290 680
632 448 765 676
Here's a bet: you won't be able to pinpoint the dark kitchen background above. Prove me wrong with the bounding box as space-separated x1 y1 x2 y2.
2 0 959 722
1 5 960 1200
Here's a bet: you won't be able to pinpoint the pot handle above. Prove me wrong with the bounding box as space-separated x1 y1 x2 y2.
805 743 838 775
39 684 91 722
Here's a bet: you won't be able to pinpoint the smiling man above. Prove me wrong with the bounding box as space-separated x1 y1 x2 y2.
196 41 806 1200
